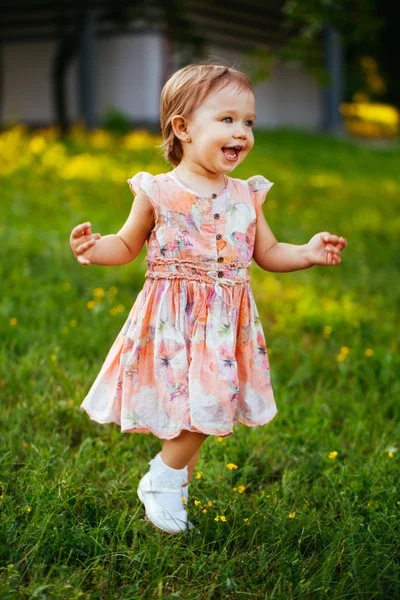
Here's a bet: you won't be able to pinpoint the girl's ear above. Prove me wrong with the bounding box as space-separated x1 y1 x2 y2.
171 115 190 141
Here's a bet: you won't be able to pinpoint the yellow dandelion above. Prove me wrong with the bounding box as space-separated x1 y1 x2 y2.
243 518 249 522
68 399 74 406
288 512 296 519
0 495 3 499
23 442 29 449
109 308 118 316
323 325 332 336
220 515 227 522
93 287 105 298
50 354 57 361
388 451 394 458
62 282 71 291
217 437 224 442
181 496 186 504
87 300 95 309
367 501 372 506
194 500 201 506
207 501 213 506
365 348 374 357
328 451 338 459
214 516 220 522
337 353 347 362
62 326 69 334
218 475 223 480
226 463 238 470
233 487 237 492
116 304 125 313
202 508 207 513
69 319 77 327
109 286 118 295
26 507 31 513
195 472 202 479
10 317 17 327
340 346 350 355
238 485 246 493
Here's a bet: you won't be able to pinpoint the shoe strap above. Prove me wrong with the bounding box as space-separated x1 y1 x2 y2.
141 484 187 494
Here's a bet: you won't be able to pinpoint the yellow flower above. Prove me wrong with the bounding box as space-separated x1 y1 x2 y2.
87 300 95 309
10 317 17 326
233 487 237 491
328 451 338 459
109 308 118 316
238 485 246 493
109 286 118 295
202 509 207 513
365 348 374 357
243 518 249 522
388 451 394 458
62 326 69 334
340 346 350 355
69 319 77 327
337 353 347 362
220 515 227 522
194 500 201 506
323 325 332 337
226 463 238 470
181 496 186 504
367 501 372 507
207 501 213 506
93 287 105 298
26 507 31 513
116 305 125 313
50 354 57 361
195 472 202 479
214 516 220 521
217 437 224 442
288 512 296 519
23 442 29 449
62 282 71 291
68 399 74 406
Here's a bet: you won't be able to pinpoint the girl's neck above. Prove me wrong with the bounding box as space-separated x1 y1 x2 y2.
172 165 226 196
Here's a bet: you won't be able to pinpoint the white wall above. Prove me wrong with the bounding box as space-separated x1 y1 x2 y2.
1 33 322 129
2 34 164 126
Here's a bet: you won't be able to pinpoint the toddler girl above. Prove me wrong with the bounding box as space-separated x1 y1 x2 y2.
70 63 347 535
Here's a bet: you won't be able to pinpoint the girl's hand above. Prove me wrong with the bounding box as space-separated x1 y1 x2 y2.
305 232 348 267
70 222 101 266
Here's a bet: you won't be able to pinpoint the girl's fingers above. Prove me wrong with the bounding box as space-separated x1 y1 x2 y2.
73 222 92 238
77 239 96 254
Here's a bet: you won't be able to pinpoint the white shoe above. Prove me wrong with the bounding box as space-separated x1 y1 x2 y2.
137 452 192 534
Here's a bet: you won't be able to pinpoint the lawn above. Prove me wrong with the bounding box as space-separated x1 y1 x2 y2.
0 125 399 599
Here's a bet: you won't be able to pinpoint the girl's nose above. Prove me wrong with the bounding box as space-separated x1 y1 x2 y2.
233 126 247 139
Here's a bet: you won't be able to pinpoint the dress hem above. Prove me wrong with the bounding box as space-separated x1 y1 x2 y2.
80 405 278 440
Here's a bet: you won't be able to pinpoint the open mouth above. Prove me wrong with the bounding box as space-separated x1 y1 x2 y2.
221 146 243 162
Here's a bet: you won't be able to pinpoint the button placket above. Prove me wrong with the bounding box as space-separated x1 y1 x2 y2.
213 196 225 275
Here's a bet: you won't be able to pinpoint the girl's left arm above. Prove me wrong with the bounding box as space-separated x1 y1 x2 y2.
253 211 348 272
259 235 347 272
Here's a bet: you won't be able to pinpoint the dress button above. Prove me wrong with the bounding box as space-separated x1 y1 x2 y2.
214 213 220 219
216 234 222 240
217 256 224 263
211 193 217 199
218 271 224 278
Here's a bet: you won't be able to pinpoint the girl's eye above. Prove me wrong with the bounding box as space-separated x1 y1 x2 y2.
222 117 254 127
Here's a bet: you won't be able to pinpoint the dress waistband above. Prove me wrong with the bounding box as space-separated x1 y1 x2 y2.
144 257 251 286
144 257 251 310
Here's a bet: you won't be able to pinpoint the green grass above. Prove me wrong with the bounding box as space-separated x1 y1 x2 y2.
0 126 399 599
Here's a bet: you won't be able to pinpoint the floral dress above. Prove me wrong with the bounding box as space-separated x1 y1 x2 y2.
80 171 278 440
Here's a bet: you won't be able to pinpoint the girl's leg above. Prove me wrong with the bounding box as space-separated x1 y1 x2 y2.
161 430 208 477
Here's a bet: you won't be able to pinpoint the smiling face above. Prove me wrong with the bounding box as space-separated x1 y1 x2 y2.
178 82 256 177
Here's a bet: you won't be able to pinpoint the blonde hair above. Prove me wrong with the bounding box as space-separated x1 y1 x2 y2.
160 63 254 166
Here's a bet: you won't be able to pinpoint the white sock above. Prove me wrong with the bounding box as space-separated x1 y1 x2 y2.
149 453 188 512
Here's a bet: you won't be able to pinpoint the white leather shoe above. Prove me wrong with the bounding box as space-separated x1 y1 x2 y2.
137 453 192 534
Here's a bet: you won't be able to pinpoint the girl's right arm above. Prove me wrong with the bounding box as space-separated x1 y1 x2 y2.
70 189 155 266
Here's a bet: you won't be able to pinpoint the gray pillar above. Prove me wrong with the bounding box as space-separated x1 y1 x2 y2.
78 6 97 129
322 26 344 134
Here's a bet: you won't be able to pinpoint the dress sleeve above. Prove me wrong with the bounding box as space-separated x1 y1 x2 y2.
248 175 274 220
127 171 158 215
